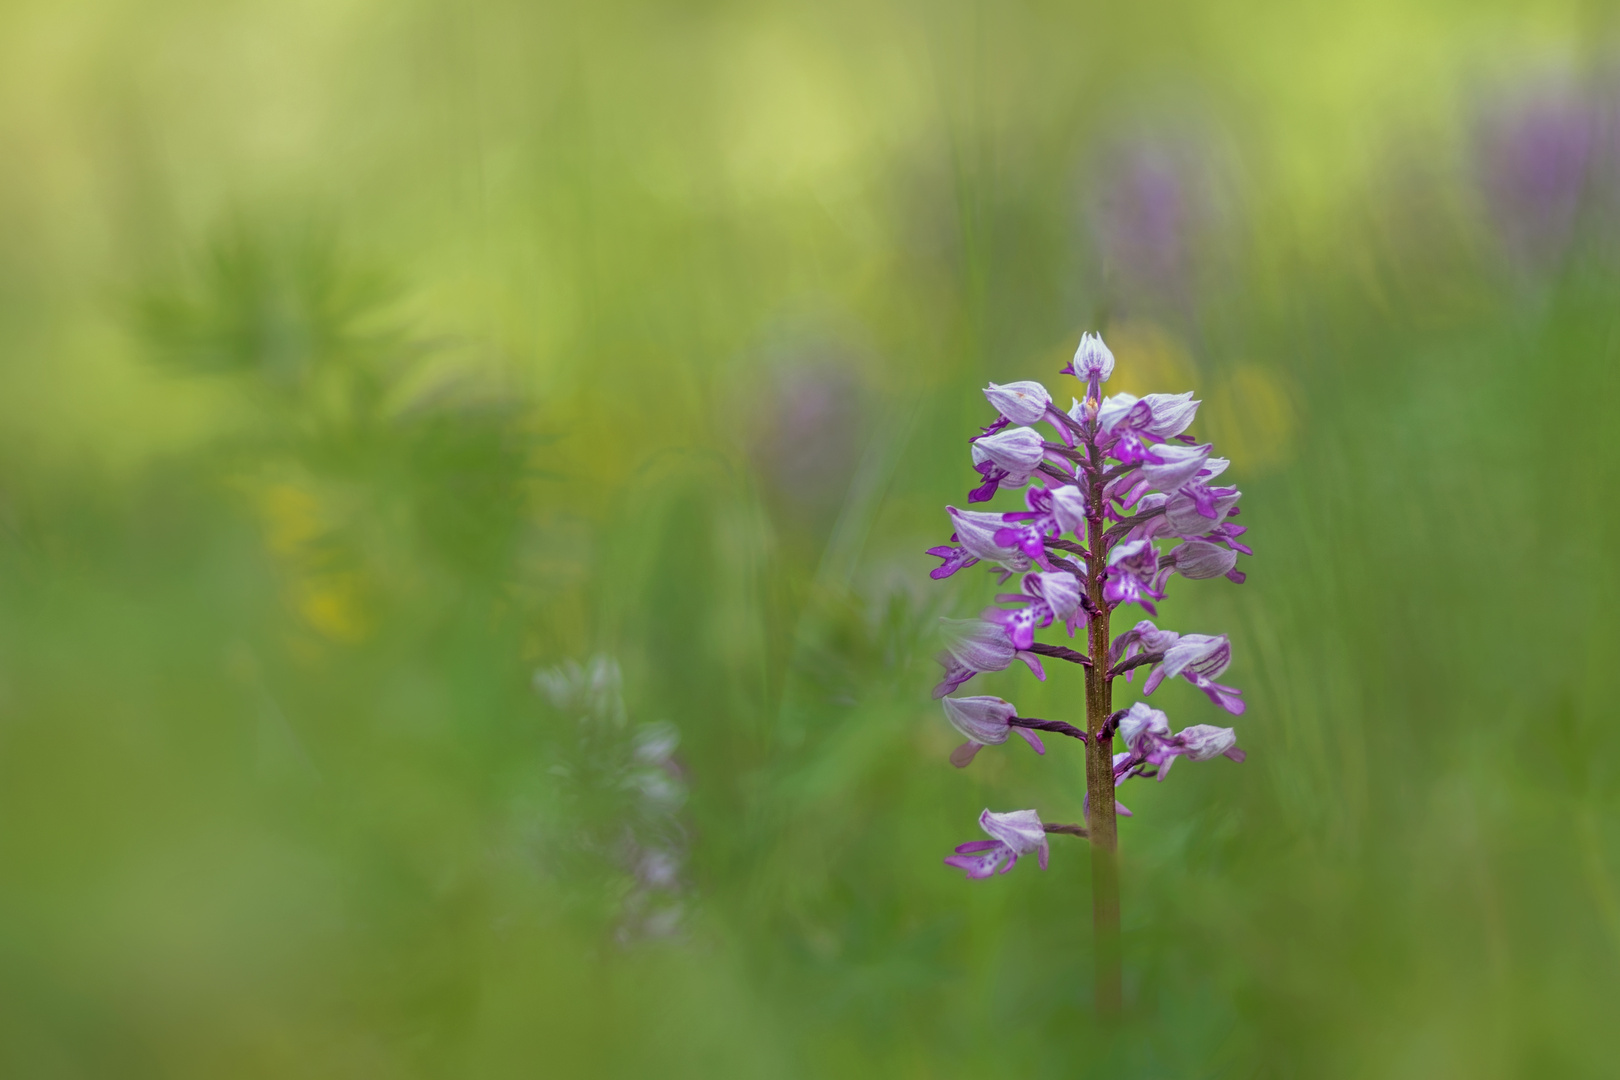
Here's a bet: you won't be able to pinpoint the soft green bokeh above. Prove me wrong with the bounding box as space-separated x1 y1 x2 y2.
1 1 1617 1076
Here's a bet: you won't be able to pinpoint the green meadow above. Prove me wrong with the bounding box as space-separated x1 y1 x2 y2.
0 1 1616 1075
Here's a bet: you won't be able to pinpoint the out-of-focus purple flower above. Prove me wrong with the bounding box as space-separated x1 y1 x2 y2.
934 617 1046 698
927 506 1036 580
1476 88 1595 272
942 695 1046 767
985 570 1085 648
1103 539 1169 613
1166 539 1241 582
944 808 1050 879
1061 332 1116 405
751 360 865 525
1112 702 1244 784
1086 136 1224 319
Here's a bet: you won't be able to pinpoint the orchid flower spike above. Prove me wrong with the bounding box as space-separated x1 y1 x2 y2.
924 322 1255 976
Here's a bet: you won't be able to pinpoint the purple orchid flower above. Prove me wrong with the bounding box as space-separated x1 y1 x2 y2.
1109 618 1183 676
1166 539 1243 583
992 485 1088 567
927 506 1036 580
941 695 1047 767
1143 631 1245 715
1097 391 1202 464
1102 539 1170 614
1109 620 1244 712
944 808 1051 879
984 570 1085 648
1112 702 1245 785
933 617 1047 698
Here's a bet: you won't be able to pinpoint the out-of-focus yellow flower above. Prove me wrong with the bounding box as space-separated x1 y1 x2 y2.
1206 365 1299 473
260 483 322 558
294 574 370 643
256 481 372 643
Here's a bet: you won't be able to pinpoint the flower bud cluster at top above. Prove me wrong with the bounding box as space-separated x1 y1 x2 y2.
928 332 1251 880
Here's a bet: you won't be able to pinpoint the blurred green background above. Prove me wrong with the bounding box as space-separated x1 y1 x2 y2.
1 0 1618 1075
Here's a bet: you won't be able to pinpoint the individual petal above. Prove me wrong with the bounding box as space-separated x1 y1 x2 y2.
954 840 1000 853
979 808 1048 855
950 741 986 767
1014 726 1047 754
971 427 1046 484
1167 540 1239 580
1177 723 1240 761
1186 675 1246 715
941 695 1017 745
944 841 1013 879
984 381 1052 425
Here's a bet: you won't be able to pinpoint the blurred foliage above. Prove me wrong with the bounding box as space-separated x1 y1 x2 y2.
0 0 1619 1076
